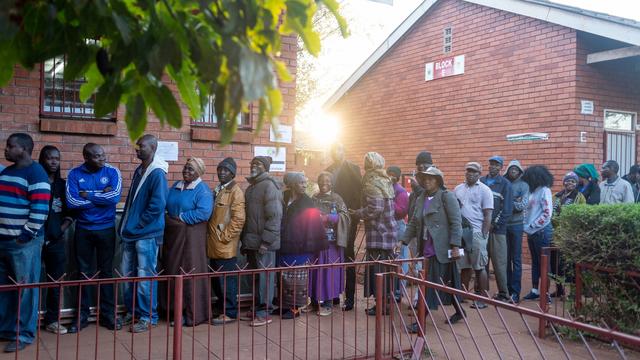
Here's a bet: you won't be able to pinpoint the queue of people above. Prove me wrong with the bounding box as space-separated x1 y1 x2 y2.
0 132 639 352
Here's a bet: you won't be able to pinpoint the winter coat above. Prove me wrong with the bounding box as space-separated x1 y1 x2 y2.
279 194 327 255
241 172 283 251
207 181 245 259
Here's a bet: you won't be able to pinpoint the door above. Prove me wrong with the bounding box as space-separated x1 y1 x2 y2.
604 110 637 176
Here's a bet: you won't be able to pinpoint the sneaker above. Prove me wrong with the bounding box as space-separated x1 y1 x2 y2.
249 316 272 327
130 320 156 333
45 321 68 335
447 311 466 324
281 309 300 320
342 300 354 312
4 341 27 353
100 318 123 331
239 310 255 321
122 313 134 326
509 294 520 304
523 291 540 301
211 315 237 326
301 304 318 313
493 294 510 302
470 301 488 309
318 306 332 317
67 321 88 334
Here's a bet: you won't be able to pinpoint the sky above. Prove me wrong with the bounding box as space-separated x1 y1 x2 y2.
296 0 640 146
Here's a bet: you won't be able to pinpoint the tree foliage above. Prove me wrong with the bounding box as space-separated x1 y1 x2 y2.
0 0 348 143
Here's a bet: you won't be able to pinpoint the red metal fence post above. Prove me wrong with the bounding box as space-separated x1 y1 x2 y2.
375 273 384 360
575 263 583 311
173 275 184 360
416 258 427 338
538 253 549 338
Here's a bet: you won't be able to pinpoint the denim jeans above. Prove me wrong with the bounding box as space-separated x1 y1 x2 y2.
211 257 239 318
527 224 552 290
75 227 116 325
0 236 44 344
122 238 159 324
42 238 66 325
247 250 275 318
506 224 523 297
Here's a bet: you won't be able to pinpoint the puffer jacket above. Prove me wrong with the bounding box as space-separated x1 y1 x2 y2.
241 172 283 251
207 181 246 259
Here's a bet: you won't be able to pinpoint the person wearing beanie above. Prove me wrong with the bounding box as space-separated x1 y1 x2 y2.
207 157 245 325
386 166 409 301
573 163 600 205
622 164 640 203
325 143 362 311
480 155 513 303
599 160 635 204
162 157 213 327
503 160 529 304
242 156 283 326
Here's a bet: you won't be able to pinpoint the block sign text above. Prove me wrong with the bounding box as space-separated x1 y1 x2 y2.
425 55 465 81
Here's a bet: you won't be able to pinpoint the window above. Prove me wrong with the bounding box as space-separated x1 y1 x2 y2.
40 56 114 120
604 110 636 132
192 95 252 129
443 27 452 54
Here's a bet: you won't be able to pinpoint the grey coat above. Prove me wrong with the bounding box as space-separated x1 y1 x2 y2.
241 172 283 251
401 189 462 264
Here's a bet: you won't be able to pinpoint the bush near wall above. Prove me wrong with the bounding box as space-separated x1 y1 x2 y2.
554 204 640 333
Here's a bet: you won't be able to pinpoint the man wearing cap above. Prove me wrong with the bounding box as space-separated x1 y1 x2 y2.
503 160 529 304
480 156 513 302
325 143 362 311
241 156 283 326
207 157 246 325
600 160 634 204
454 162 493 309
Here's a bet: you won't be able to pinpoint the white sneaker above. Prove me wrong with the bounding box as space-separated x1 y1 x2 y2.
46 322 68 335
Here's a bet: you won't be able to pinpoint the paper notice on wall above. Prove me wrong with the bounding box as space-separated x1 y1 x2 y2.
270 125 293 144
156 141 179 162
254 146 286 172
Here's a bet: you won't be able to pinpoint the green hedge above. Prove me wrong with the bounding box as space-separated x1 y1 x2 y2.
554 204 640 333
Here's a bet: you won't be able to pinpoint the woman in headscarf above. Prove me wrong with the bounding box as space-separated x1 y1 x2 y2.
309 172 350 316
162 157 213 326
573 163 600 205
278 172 327 319
351 152 397 316
400 166 466 329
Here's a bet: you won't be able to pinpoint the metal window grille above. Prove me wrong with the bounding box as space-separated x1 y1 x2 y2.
40 56 114 120
443 27 453 53
191 95 252 129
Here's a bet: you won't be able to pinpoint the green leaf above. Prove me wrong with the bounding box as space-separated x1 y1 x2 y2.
273 59 292 82
142 84 182 128
63 45 95 82
125 94 147 140
94 81 123 118
112 12 133 44
0 42 16 87
79 64 105 103
319 0 349 37
168 62 201 120
239 46 273 101
267 88 282 117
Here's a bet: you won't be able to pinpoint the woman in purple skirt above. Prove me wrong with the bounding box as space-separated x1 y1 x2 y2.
310 172 351 316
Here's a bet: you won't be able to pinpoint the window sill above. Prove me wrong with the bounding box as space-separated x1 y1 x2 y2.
40 117 118 136
191 126 253 143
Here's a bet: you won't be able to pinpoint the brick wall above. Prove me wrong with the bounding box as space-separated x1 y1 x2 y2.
0 35 298 193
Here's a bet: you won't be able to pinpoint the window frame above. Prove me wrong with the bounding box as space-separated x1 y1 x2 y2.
603 109 637 134
191 95 253 130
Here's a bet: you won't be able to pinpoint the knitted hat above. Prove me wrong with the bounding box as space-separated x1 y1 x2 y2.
563 171 579 183
415 151 433 166
217 157 237 175
574 163 600 181
386 166 401 179
283 172 306 186
252 156 272 171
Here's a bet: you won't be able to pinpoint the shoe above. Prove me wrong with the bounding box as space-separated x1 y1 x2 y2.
122 313 134 326
281 309 300 320
342 300 354 312
249 316 272 327
301 304 317 314
523 291 540 301
100 318 123 331
130 320 156 333
365 305 388 316
67 322 88 334
509 294 520 304
4 341 27 353
239 311 255 321
546 294 552 305
45 321 68 335
211 315 237 326
493 294 510 302
318 306 332 317
470 301 487 309
407 322 420 334
447 311 466 324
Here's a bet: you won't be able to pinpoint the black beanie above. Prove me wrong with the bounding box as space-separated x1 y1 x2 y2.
415 151 433 166
253 156 272 171
217 157 237 175
387 166 401 179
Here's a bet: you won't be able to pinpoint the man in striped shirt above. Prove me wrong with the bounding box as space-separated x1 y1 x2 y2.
0 133 50 352
66 143 122 332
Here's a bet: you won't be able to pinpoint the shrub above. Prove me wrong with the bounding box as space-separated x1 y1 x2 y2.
554 204 640 333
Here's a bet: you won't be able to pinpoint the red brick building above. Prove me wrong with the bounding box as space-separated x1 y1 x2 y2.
0 36 298 191
326 0 640 189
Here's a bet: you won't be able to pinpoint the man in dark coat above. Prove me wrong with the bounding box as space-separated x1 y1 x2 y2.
325 143 361 310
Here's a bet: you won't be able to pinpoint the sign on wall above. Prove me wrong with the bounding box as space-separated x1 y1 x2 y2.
425 55 465 81
580 100 594 115
254 146 286 172
270 125 293 144
156 141 179 161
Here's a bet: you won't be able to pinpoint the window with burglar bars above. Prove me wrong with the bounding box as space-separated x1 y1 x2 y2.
192 95 252 129
443 27 452 53
41 56 114 120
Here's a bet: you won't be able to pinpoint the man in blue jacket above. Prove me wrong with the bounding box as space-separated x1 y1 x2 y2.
66 143 122 332
480 156 513 302
119 135 168 333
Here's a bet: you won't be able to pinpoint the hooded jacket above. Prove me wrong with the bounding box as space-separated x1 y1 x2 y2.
119 156 168 243
241 172 283 251
207 180 246 259
504 160 529 226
